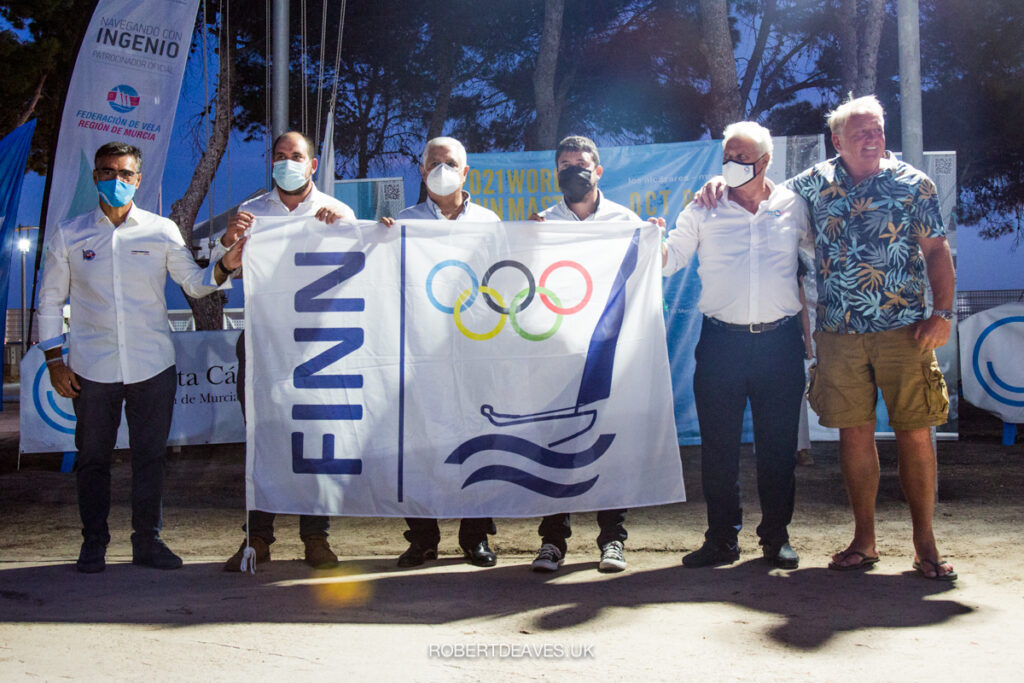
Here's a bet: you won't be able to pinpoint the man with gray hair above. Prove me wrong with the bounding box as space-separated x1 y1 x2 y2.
383 136 501 568
664 121 811 569
696 96 957 581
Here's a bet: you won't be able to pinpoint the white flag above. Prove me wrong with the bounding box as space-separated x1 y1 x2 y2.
243 217 684 517
45 0 200 231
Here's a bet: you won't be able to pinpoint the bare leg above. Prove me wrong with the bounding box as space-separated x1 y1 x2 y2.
894 427 953 577
833 422 880 565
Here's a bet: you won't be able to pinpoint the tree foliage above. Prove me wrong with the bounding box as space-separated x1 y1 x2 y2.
2 0 1023 242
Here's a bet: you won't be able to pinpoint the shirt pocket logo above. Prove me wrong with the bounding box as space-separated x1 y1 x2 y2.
82 249 96 261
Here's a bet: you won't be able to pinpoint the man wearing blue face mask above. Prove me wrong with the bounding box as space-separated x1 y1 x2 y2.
662 122 812 570
382 136 502 569
37 141 242 573
218 130 356 572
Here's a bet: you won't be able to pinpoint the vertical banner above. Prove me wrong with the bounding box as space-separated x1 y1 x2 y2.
45 0 200 233
0 119 37 346
243 217 683 517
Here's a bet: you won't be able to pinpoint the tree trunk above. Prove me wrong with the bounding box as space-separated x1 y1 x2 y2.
168 24 234 331
419 34 457 203
699 0 743 136
856 0 885 96
531 0 564 150
837 0 859 97
838 0 886 97
15 73 47 129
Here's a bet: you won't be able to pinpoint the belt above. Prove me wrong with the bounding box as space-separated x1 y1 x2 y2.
706 314 796 334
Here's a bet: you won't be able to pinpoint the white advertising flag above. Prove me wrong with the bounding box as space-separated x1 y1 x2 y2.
960 303 1024 424
243 218 684 517
45 0 200 232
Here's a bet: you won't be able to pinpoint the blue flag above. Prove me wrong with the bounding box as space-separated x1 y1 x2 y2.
0 119 37 358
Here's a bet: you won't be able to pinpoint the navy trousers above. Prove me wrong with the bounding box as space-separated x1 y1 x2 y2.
692 316 805 547
72 365 177 545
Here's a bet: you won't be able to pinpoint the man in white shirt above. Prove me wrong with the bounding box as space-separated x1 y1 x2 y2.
219 131 356 572
662 122 810 569
37 141 241 574
382 136 501 569
528 136 651 574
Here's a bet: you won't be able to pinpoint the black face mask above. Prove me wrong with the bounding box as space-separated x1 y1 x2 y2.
558 166 596 203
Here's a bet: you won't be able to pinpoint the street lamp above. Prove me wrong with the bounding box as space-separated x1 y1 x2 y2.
17 233 32 354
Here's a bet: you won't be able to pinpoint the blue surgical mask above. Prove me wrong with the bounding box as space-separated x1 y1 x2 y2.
96 178 137 207
273 159 311 192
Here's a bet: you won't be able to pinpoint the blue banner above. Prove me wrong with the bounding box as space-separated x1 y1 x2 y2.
469 137 823 444
0 119 38 355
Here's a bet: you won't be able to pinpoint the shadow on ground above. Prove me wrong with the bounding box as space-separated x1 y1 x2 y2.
0 556 969 650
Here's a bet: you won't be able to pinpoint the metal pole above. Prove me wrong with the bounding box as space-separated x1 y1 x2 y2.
898 0 924 170
21 247 28 354
272 0 289 140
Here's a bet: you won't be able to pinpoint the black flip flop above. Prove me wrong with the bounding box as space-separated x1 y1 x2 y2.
913 558 958 581
828 549 880 571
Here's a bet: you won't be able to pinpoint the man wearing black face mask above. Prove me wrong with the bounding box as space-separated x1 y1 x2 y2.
528 136 646 574
531 136 639 223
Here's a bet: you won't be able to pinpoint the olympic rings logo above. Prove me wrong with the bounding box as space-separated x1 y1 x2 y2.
425 259 593 341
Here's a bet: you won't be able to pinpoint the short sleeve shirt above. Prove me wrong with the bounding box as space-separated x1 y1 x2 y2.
787 153 946 333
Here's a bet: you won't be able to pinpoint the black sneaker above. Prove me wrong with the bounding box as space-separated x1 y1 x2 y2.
682 540 740 568
531 543 565 572
77 538 107 574
132 538 183 570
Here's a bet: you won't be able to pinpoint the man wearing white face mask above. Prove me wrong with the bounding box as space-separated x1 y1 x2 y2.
219 131 356 572
382 136 501 569
662 122 812 570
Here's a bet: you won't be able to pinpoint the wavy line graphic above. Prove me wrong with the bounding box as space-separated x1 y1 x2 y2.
460 465 599 498
445 433 615 468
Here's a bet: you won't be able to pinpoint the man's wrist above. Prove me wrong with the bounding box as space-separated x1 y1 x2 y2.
216 259 233 276
933 309 954 322
45 356 63 366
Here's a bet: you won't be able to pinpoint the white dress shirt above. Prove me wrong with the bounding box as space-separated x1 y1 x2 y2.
397 192 500 222
663 184 812 325
539 189 641 222
209 186 355 264
37 204 226 384
237 185 354 220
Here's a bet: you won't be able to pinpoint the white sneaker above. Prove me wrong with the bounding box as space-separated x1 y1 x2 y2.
599 540 627 572
531 543 564 572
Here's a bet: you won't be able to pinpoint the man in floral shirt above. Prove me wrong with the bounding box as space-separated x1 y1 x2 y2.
788 95 957 580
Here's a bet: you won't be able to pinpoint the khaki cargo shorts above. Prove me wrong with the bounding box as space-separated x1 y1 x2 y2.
807 326 949 430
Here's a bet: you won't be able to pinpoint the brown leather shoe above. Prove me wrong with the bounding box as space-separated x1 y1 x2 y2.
223 537 271 572
303 535 339 568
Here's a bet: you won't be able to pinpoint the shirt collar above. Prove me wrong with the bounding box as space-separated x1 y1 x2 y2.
269 184 318 208
832 150 895 187
427 191 471 219
94 203 141 228
561 189 604 221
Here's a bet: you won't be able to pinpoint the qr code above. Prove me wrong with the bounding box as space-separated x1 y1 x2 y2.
933 156 953 176
383 182 401 200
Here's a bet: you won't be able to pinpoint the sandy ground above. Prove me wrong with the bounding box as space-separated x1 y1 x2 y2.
1 399 1022 681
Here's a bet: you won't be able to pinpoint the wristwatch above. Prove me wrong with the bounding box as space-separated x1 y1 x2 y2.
933 309 955 321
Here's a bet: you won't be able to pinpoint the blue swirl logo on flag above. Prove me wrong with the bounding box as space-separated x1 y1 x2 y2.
242 217 684 518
